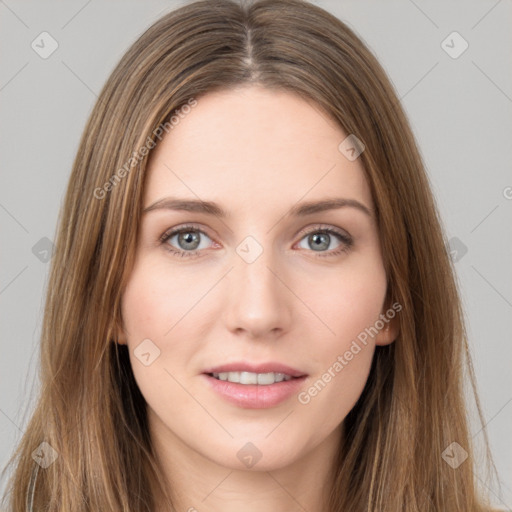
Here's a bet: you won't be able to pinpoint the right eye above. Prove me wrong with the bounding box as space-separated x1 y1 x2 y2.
159 224 215 258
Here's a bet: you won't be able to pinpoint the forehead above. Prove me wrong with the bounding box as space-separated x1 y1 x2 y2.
144 85 371 214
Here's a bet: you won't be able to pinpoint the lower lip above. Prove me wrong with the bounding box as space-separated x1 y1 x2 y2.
201 374 307 409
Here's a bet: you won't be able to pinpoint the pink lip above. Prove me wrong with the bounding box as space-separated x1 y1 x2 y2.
202 362 307 378
201 374 307 409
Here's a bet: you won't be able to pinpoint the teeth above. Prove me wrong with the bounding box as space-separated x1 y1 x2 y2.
211 371 293 385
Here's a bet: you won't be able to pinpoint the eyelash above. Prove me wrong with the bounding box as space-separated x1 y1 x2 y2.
159 223 353 259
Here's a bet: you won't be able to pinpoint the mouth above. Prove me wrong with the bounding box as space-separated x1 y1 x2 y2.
206 371 301 385
202 361 308 385
201 370 308 409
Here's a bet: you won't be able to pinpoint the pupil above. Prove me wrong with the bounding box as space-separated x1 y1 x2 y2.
310 233 329 251
179 231 199 250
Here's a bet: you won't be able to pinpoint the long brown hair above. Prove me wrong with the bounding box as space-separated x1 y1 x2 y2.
1 0 498 510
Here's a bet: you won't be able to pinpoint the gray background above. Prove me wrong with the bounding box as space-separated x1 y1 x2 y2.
1 0 510 509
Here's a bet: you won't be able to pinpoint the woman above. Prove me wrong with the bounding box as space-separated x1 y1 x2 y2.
1 0 499 510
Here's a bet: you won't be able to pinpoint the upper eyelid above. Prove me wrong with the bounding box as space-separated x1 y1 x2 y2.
161 223 213 240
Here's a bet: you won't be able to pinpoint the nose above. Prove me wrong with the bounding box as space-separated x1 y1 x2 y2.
223 246 292 340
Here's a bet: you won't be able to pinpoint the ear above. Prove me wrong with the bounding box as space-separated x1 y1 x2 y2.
374 299 401 346
112 319 128 345
116 334 127 346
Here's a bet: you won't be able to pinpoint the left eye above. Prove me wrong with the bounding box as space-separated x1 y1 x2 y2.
296 229 349 252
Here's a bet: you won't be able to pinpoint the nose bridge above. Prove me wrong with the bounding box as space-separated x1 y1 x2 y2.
235 237 282 307
224 234 290 336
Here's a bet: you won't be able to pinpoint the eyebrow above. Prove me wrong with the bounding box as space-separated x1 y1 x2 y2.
142 196 373 218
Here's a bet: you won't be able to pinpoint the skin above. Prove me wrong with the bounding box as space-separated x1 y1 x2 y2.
118 85 399 512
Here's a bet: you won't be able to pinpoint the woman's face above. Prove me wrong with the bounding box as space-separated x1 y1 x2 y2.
119 85 398 471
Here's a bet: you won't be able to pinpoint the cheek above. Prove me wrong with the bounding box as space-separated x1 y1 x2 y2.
120 258 191 375
295 272 384 430
121 257 205 342
120 260 205 417
293 250 386 410
295 252 387 349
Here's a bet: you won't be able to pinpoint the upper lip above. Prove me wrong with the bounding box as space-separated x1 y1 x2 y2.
203 362 307 378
